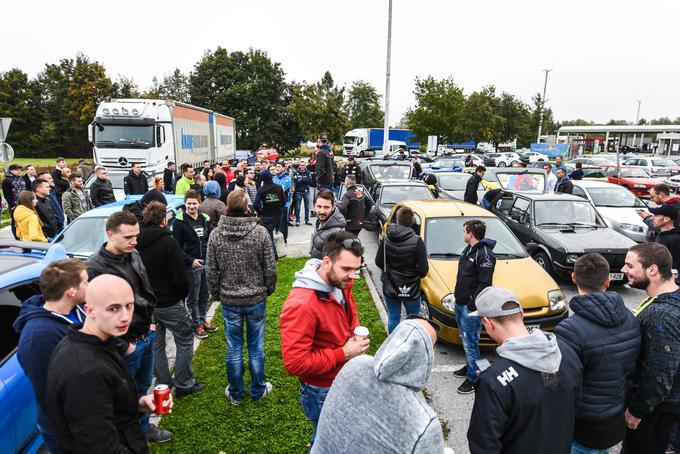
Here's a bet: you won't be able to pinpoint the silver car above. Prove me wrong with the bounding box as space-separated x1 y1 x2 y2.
571 180 648 242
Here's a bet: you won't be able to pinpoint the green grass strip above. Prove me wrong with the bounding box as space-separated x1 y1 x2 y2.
151 257 387 454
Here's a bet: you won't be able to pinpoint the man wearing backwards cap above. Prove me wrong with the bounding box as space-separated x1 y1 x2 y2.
467 286 582 454
650 204 680 271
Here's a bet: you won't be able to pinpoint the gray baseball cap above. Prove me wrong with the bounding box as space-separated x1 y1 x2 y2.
469 286 522 317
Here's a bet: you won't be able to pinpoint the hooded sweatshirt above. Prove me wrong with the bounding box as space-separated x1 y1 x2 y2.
13 295 86 438
280 259 359 387
206 214 277 306
468 330 582 454
13 204 47 242
311 320 446 454
657 227 680 270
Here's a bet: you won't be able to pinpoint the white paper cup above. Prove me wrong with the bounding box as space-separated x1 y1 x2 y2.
354 326 369 339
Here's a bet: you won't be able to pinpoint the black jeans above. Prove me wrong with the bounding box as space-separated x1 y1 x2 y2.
261 216 279 260
622 408 680 454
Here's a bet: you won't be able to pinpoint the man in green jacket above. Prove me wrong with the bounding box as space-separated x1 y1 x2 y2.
175 163 195 196
62 174 93 223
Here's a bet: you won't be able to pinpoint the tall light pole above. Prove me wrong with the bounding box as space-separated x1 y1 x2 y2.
382 0 393 155
536 68 553 143
635 100 641 124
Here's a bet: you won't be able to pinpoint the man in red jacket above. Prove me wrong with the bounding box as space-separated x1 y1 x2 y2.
280 231 369 446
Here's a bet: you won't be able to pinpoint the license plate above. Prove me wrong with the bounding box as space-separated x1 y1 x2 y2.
609 273 624 281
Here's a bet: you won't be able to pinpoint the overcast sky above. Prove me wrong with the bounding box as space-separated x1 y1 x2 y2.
4 0 679 127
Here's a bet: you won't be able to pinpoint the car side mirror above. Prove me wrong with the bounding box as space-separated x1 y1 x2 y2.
525 243 539 254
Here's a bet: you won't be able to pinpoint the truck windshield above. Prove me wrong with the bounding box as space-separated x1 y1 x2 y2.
343 136 357 145
95 124 154 148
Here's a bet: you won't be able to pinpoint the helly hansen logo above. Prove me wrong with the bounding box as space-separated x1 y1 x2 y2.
496 367 519 386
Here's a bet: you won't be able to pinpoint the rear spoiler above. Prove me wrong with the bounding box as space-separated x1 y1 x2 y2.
0 240 66 261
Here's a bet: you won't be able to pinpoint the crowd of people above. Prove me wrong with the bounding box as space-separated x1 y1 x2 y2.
5 143 680 454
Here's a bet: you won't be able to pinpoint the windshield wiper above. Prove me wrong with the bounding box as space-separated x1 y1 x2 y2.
536 222 569 227
429 252 461 258
496 252 526 259
565 222 598 228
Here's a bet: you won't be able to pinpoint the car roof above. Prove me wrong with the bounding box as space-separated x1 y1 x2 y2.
76 195 186 219
503 191 587 201
0 241 67 289
398 199 495 217
376 180 429 187
571 180 626 189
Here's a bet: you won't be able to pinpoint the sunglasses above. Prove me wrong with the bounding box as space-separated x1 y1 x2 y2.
326 238 362 256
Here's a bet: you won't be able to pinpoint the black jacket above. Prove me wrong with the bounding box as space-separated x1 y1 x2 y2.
47 328 148 454
51 168 69 203
136 226 190 308
35 195 59 238
340 163 362 184
375 224 429 298
90 177 116 207
657 228 680 270
123 170 148 195
292 169 313 194
464 173 482 204
316 147 335 185
556 177 574 194
172 212 211 262
569 169 584 180
2 173 26 208
163 168 176 193
310 208 347 259
454 238 496 310
87 246 156 341
468 335 582 454
643 198 680 241
255 182 285 219
338 185 374 231
555 292 641 448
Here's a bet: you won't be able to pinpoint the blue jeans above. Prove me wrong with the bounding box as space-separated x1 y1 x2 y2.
571 440 609 454
454 304 481 382
186 267 209 328
384 296 421 334
317 183 332 191
300 382 330 446
122 330 156 432
261 216 279 260
294 192 311 223
222 301 267 400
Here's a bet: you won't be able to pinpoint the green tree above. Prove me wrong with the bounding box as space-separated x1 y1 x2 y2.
606 119 629 126
346 80 384 129
0 68 45 152
462 85 504 144
158 68 190 102
189 47 297 151
497 92 533 147
530 93 557 140
404 76 466 144
112 75 141 98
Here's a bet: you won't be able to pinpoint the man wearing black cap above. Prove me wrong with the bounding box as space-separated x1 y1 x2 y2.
650 204 680 270
2 164 26 238
340 156 361 184
467 286 582 454
316 134 335 191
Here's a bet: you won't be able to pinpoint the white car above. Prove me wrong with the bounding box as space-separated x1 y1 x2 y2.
623 157 680 177
483 152 521 167
520 151 548 163
571 180 648 243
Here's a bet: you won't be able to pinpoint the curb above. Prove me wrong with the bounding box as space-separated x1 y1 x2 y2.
362 268 388 330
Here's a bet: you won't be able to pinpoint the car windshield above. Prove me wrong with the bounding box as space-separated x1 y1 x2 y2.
53 217 108 258
426 217 526 258
486 153 501 158
95 124 154 148
653 159 676 167
620 168 651 178
495 172 545 191
381 186 433 206
433 158 464 167
438 174 472 190
587 187 646 208
534 200 600 226
343 136 356 145
370 164 411 181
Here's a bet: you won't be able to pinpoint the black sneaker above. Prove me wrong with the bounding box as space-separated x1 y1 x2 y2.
453 365 468 378
144 424 173 443
175 382 206 397
457 379 476 395
305 221 312 225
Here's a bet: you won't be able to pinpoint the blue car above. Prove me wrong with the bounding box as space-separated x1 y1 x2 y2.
0 241 67 454
421 155 465 172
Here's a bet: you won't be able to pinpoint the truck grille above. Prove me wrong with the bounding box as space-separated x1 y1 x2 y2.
98 157 148 168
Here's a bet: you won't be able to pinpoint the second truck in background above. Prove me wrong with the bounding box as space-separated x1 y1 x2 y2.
89 99 236 175
342 128 419 157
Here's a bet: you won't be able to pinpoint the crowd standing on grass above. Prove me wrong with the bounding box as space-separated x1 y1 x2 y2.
6 145 680 454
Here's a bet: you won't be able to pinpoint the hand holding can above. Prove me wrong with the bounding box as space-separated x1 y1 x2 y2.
153 384 172 415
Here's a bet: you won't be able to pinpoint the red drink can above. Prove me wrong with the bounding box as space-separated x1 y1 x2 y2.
154 384 171 415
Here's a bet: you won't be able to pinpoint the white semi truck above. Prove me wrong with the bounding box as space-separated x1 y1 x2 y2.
89 99 235 175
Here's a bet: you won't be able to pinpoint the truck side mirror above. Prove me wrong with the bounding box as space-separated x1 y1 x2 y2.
88 124 93 143
156 125 165 146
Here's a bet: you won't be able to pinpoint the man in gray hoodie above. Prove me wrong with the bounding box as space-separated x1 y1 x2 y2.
467 286 582 454
311 317 447 453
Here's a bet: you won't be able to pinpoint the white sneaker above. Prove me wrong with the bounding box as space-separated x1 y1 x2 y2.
224 386 242 405
254 382 273 401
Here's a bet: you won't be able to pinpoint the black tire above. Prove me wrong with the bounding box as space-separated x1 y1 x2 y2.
534 251 554 276
497 161 507 167
510 160 518 166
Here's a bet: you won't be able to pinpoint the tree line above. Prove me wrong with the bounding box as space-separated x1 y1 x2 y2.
1 48 678 157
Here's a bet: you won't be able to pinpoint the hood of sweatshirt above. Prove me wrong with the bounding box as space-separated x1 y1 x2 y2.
496 329 562 374
373 320 433 391
473 237 497 251
215 215 261 241
136 225 171 249
13 294 85 333
13 205 36 223
386 223 417 243
292 258 336 292
569 291 629 328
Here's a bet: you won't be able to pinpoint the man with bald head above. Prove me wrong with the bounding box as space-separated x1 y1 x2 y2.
47 275 171 454
311 317 446 453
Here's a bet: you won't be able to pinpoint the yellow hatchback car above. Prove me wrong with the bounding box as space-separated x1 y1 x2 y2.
385 199 568 346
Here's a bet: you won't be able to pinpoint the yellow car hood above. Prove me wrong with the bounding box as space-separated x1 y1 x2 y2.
429 257 555 309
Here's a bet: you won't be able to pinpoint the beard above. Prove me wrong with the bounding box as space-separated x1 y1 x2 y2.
327 268 351 289
628 275 650 290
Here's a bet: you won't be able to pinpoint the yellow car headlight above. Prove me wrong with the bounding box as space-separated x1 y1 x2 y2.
548 290 568 312
441 293 456 312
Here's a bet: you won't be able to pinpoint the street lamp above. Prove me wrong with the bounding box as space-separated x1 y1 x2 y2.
636 100 641 124
382 0 393 155
536 69 553 143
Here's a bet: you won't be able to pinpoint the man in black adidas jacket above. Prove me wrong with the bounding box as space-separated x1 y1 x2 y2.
467 286 582 454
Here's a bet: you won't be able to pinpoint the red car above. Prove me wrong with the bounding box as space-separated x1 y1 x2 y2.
256 148 280 162
601 165 663 198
